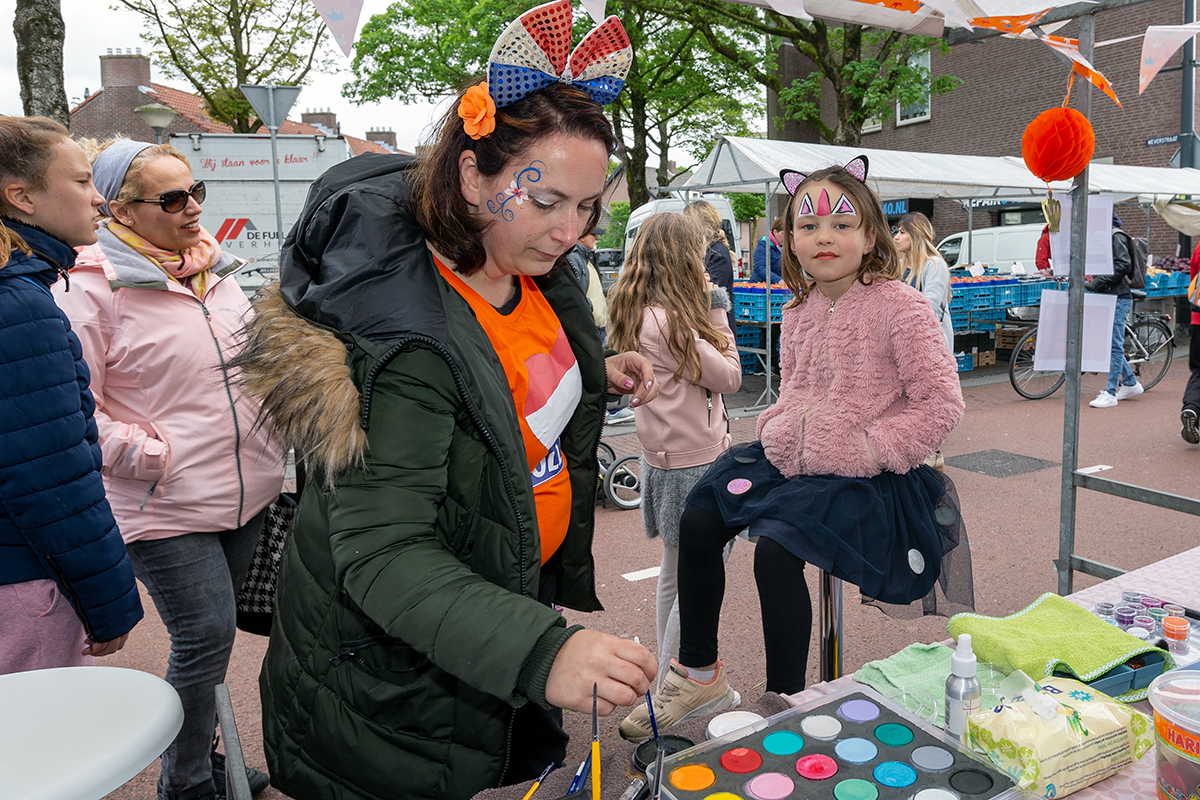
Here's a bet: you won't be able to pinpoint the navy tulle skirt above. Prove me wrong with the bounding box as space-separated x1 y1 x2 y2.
686 442 974 616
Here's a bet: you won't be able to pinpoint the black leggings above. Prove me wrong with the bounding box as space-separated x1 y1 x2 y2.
676 505 812 695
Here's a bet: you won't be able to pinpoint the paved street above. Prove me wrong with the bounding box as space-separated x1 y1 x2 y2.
103 349 1198 800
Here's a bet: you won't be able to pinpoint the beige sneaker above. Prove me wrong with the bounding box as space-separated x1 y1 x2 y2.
618 660 740 743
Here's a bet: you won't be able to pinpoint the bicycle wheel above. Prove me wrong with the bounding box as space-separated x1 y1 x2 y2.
1125 319 1173 390
603 454 642 510
1009 328 1065 399
596 441 615 472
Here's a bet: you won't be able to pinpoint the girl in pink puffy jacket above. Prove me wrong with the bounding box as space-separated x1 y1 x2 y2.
621 158 974 740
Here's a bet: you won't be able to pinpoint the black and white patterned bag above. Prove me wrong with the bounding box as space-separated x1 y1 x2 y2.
236 492 298 636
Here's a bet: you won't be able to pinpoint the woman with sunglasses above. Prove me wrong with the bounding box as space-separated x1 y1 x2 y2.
54 138 284 800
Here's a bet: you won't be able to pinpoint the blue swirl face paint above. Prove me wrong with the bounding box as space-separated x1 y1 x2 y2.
487 160 546 221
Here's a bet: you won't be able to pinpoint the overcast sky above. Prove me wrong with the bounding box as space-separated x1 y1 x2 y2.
0 0 448 152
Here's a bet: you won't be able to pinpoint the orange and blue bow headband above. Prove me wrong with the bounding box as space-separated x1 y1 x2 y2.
487 0 633 108
779 156 870 197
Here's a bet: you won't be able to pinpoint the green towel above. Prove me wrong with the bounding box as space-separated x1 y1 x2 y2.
854 642 1010 728
947 592 1174 703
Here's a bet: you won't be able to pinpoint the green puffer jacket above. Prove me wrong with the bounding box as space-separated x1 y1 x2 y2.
233 154 606 800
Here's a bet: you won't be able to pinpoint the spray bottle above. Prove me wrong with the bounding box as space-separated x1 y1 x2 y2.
944 633 981 742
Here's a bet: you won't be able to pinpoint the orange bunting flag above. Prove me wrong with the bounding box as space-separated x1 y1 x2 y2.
1038 35 1122 108
969 10 1048 35
849 0 925 13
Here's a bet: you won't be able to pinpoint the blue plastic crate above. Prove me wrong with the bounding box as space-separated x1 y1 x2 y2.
740 351 758 375
952 313 969 332
993 284 1019 308
1170 272 1189 291
948 293 967 313
956 352 974 372
733 289 792 322
735 326 764 348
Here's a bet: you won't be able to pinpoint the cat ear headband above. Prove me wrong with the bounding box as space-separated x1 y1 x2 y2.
488 0 632 108
779 155 870 196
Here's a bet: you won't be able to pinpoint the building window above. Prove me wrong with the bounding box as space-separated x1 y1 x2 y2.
862 116 882 134
896 50 931 126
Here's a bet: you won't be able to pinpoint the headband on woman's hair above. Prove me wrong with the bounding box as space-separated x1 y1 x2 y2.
487 0 632 107
779 155 870 196
92 139 154 216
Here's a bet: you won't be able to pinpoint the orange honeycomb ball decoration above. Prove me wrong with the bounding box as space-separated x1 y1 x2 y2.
1021 107 1095 183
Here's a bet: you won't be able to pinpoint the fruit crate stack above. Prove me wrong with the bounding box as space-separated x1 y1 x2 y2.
733 282 793 323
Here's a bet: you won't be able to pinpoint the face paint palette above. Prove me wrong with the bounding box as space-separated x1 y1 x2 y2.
647 686 1020 800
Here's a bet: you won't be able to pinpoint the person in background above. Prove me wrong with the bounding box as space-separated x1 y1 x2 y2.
606 212 742 694
752 216 784 285
893 212 953 354
0 116 142 675
1088 214 1143 409
1182 241 1200 444
231 6 660 797
568 228 630 425
57 137 285 800
683 200 736 334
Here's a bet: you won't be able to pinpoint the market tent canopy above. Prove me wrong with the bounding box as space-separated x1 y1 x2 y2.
684 136 1068 200
687 136 1200 203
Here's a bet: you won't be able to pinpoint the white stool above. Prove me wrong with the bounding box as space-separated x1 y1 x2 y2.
0 666 183 800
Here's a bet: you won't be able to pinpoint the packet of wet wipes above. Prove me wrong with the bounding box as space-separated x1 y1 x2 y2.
967 675 1153 798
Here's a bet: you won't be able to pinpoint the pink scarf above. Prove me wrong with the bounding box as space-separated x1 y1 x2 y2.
107 221 222 297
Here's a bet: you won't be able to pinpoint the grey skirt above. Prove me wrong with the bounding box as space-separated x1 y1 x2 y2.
640 458 717 546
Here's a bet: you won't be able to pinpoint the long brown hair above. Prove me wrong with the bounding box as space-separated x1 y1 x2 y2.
0 116 71 267
607 212 729 385
411 81 617 275
896 211 949 304
682 200 727 251
779 165 900 303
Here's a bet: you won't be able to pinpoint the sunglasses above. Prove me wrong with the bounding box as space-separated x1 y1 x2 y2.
128 181 206 213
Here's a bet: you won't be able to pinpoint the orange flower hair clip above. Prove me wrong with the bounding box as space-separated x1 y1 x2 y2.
458 82 496 140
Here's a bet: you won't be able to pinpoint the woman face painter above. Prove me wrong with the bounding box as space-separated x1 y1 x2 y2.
232 2 659 799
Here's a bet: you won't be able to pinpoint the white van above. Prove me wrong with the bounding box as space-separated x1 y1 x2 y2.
936 222 1044 272
624 197 741 259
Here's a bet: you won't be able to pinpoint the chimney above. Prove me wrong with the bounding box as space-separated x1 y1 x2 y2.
301 107 337 134
366 127 397 151
100 51 152 89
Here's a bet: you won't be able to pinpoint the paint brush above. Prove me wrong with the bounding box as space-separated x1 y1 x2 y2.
567 752 591 794
591 683 600 800
519 762 554 800
649 737 665 800
645 689 660 741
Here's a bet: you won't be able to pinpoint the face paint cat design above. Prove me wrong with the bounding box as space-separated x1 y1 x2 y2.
796 189 857 218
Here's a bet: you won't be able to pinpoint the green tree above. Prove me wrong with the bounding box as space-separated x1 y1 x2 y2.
643 0 959 145
114 0 333 132
728 192 765 247
344 0 760 209
598 201 630 249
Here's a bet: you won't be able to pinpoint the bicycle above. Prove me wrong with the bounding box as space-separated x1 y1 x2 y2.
1008 294 1174 400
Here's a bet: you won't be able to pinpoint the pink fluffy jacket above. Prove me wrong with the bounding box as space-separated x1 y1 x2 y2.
755 278 964 478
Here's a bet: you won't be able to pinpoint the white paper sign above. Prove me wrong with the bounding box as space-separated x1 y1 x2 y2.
1012 261 1027 274
1048 192 1114 276
1033 290 1116 373
968 263 985 277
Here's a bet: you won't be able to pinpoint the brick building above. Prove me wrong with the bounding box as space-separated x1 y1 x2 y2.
70 51 406 157
770 0 1194 260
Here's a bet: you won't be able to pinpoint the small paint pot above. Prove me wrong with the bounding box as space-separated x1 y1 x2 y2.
1114 606 1138 629
630 734 694 776
1140 595 1164 609
1163 616 1191 656
1121 590 1144 605
1148 607 1169 634
1127 626 1151 640
911 790 959 800
706 710 765 740
1134 615 1157 632
1164 603 1186 617
1093 601 1115 619
799 714 842 740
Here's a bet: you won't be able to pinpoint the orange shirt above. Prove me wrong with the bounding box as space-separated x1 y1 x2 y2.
438 262 580 564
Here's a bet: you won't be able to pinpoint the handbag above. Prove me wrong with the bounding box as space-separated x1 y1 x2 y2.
235 492 298 636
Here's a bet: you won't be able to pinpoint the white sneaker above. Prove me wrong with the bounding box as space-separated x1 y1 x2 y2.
1089 391 1118 408
606 407 635 425
1115 381 1144 400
